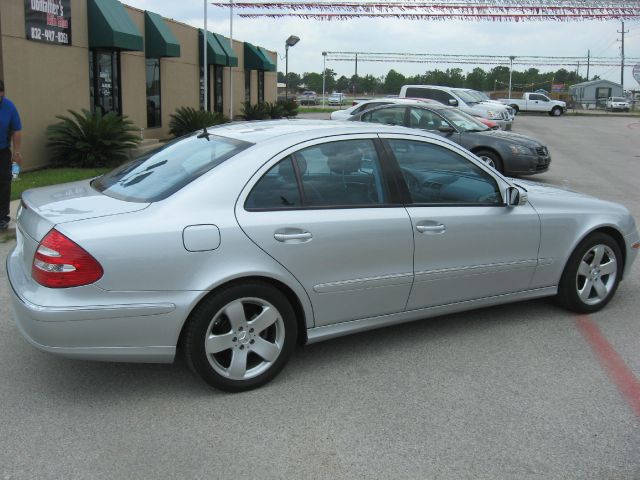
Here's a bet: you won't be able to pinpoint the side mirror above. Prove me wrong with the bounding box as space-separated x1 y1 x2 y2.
438 125 455 134
448 99 459 107
505 186 527 207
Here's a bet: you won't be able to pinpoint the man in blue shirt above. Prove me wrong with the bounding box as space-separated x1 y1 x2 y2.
0 79 23 230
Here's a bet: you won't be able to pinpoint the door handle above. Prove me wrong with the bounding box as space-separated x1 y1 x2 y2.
274 230 313 242
416 224 446 234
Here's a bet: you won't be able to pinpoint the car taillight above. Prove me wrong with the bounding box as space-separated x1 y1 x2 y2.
32 229 103 288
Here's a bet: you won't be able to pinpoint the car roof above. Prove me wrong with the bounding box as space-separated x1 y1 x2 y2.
207 118 443 144
356 100 451 113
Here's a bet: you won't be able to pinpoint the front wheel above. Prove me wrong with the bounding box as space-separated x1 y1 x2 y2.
184 282 298 392
475 149 504 174
550 107 563 116
556 233 622 313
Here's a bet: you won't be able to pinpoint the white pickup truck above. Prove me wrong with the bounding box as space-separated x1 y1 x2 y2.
499 93 566 116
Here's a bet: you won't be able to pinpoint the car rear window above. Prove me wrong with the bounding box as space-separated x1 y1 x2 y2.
92 132 253 202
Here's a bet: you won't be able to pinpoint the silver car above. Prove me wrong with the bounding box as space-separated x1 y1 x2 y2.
7 120 639 392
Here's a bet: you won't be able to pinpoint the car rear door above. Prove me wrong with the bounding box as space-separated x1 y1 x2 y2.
381 134 541 310
236 135 414 327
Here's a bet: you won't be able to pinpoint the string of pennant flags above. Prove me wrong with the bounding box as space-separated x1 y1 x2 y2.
210 1 640 21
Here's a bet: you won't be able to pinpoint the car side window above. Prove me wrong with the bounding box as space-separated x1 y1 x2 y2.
408 108 445 131
406 88 431 100
361 107 406 126
387 139 502 205
246 139 386 210
245 158 302 209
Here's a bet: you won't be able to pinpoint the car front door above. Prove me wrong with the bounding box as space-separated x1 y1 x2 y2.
236 136 414 327
381 135 541 310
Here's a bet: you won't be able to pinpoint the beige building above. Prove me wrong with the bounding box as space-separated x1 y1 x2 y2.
0 0 277 170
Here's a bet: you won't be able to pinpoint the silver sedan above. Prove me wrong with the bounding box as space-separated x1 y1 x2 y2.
6 120 640 391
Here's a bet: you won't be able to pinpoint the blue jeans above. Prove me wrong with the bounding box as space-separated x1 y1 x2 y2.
0 148 11 224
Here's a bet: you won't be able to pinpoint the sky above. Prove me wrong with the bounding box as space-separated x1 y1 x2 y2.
125 0 640 89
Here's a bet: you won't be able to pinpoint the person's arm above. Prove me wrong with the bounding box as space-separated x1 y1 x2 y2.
12 131 23 165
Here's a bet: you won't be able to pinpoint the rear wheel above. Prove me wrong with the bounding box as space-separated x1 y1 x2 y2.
184 282 298 392
557 232 622 313
475 149 504 174
510 105 519 115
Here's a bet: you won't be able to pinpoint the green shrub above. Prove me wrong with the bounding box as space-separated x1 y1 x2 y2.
47 109 141 168
241 101 270 120
278 99 298 118
169 106 228 137
264 102 284 119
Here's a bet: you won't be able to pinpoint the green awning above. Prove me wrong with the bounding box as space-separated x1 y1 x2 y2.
145 11 180 58
257 47 277 72
87 0 143 51
199 30 226 65
212 33 238 68
244 42 270 70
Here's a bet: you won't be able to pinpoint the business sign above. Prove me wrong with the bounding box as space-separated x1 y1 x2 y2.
24 0 71 46
633 64 640 86
551 83 566 92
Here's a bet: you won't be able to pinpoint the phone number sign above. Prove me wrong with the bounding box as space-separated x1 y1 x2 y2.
25 0 71 46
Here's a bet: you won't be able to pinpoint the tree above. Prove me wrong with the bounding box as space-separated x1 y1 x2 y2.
384 69 406 94
302 72 323 92
465 67 487 90
335 75 349 93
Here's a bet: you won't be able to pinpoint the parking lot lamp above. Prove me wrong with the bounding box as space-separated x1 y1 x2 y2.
285 35 300 101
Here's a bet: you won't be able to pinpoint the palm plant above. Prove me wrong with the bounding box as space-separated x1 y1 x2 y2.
241 101 269 120
169 107 228 137
47 109 141 168
278 99 298 118
264 102 285 119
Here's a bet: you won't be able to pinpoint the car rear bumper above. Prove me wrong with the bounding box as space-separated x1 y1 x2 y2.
6 249 182 363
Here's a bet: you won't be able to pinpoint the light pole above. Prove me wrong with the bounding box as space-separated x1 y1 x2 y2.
508 56 516 99
285 35 300 101
203 0 207 111
322 51 327 108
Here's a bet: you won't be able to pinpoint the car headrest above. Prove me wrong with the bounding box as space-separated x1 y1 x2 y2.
328 151 362 175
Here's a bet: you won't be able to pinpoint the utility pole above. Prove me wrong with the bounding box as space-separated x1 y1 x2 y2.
353 53 358 97
618 21 629 90
508 56 515 99
586 49 590 81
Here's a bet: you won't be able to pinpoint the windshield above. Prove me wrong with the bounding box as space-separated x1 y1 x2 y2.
92 132 253 202
467 90 491 102
452 89 480 104
611 97 626 102
440 109 490 132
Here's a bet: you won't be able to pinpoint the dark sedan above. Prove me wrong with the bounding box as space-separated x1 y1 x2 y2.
349 102 551 176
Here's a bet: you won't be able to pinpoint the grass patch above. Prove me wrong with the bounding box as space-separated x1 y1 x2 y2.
1 233 16 243
10 167 110 201
298 106 343 113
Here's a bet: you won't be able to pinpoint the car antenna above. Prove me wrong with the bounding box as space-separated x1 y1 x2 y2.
197 127 211 141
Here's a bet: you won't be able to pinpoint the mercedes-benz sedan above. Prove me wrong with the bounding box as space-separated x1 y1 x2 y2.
7 120 639 391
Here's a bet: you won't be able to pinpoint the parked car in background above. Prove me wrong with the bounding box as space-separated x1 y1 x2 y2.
351 101 551 175
299 91 318 105
330 97 435 120
8 120 638 392
328 92 345 106
605 97 630 112
399 85 514 131
499 92 566 116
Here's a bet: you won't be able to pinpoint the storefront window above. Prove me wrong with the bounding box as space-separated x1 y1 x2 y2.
146 58 161 128
214 66 224 113
245 69 251 103
258 70 265 104
89 49 121 115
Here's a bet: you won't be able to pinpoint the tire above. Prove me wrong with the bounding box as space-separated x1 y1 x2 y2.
184 281 298 392
550 107 563 117
510 105 519 115
475 149 504 174
556 232 623 314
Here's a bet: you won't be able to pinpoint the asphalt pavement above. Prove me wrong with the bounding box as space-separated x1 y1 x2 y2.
1 114 639 479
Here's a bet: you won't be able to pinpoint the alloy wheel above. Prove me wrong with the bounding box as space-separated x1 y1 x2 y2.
575 244 617 306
